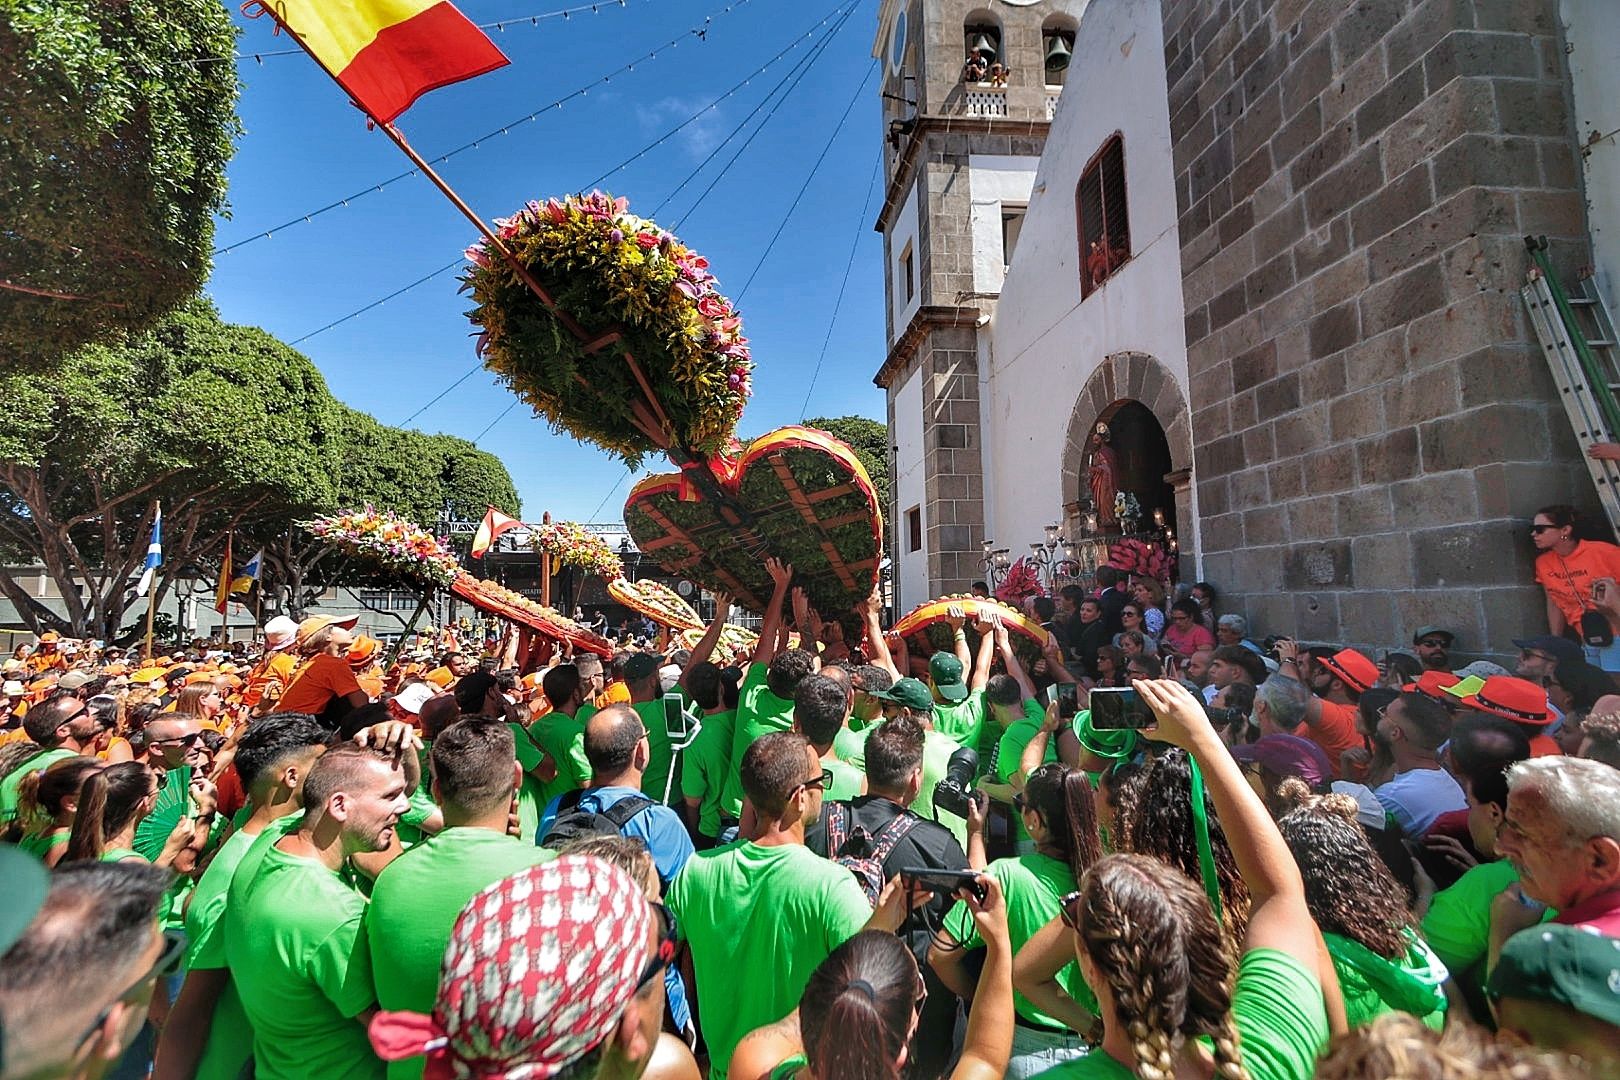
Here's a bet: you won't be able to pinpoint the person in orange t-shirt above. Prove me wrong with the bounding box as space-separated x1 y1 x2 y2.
26 633 67 675
1531 504 1620 639
347 635 386 699
1274 640 1376 779
242 615 301 715
274 615 368 722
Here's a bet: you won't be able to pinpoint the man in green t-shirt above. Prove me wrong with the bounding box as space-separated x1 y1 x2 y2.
0 696 101 825
724 558 814 815
680 661 741 846
366 719 555 1080
531 664 594 805
927 608 997 748
669 731 912 1080
224 740 413 1080
156 712 331 1080
623 651 686 805
867 677 972 847
793 673 867 801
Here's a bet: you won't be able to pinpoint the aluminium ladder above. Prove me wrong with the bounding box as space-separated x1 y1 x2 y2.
1521 235 1620 537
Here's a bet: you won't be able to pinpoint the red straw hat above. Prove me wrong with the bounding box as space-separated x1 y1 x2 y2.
1460 675 1555 726
1317 647 1378 693
1403 670 1462 703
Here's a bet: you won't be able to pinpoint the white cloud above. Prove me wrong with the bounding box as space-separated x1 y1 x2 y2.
634 96 727 161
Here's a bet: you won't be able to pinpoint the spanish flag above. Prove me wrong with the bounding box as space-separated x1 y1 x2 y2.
215 539 233 615
270 0 509 125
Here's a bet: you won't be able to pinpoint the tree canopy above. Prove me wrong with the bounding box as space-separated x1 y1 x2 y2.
805 415 891 544
0 300 521 638
0 0 240 365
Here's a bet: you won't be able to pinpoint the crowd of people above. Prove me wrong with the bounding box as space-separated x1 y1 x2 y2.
1 506 1619 1080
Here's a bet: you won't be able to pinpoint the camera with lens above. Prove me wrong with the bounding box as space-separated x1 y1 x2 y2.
1204 704 1247 730
932 746 980 819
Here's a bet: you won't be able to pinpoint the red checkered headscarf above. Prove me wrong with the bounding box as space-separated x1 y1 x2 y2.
369 856 653 1079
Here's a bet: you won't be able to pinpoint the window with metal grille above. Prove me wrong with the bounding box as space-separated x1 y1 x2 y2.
1077 133 1130 298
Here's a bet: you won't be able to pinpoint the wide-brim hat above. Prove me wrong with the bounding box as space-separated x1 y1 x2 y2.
1317 648 1378 693
263 614 300 650
1232 734 1334 790
347 636 381 665
296 613 360 646
1404 670 1462 703
1459 675 1555 726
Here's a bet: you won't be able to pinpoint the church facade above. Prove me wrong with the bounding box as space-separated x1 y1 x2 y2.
876 0 1616 654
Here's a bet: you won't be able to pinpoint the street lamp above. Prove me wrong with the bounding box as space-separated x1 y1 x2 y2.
618 537 643 583
980 538 1011 589
1027 522 1072 590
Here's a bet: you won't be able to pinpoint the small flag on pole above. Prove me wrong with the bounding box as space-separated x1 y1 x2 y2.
471 506 522 559
215 539 234 615
135 506 162 597
268 0 509 125
230 549 263 596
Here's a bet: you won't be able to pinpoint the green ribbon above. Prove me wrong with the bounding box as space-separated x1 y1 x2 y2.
1187 754 1223 925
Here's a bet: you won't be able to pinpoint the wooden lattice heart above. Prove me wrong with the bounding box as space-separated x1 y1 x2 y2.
623 426 884 617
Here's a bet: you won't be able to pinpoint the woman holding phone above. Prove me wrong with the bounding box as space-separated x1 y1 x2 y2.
929 763 1103 1076
1023 679 1346 1079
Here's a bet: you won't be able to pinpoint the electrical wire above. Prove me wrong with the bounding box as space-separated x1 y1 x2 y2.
472 400 522 443
279 0 853 352
670 2 858 231
215 0 752 256
648 0 859 216
735 60 877 302
165 0 645 68
799 154 882 419
399 363 486 428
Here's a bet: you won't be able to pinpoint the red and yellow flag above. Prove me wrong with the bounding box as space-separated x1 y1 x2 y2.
272 0 509 124
215 539 233 615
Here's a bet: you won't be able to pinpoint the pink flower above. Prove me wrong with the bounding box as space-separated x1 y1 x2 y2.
609 228 624 245
673 280 700 300
696 296 728 319
464 244 490 269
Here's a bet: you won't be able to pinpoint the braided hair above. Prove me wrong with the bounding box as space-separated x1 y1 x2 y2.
1125 749 1251 942
1075 855 1250 1080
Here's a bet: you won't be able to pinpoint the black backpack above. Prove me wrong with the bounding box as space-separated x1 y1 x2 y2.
541 790 655 848
825 802 920 905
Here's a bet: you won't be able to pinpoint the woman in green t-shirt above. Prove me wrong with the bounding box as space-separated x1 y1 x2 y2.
60 761 193 866
1031 679 1345 1080
13 755 102 866
1274 779 1448 1030
931 763 1103 1077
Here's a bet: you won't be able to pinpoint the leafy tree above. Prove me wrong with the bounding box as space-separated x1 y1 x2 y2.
0 299 338 638
805 414 892 546
0 0 240 365
251 411 522 619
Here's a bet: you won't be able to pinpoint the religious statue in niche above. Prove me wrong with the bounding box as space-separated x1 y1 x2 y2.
1087 422 1118 529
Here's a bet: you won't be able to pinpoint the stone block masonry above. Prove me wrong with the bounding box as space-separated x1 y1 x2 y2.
1163 0 1594 656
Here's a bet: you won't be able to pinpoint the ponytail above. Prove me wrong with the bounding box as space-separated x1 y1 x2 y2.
63 762 153 863
1026 762 1104 886
800 931 916 1080
65 768 112 862
17 756 102 831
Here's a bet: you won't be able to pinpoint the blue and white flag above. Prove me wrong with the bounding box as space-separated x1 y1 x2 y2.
135 506 162 597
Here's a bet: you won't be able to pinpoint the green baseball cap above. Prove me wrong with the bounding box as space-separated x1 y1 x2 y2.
871 677 935 712
1489 923 1620 1028
928 651 968 702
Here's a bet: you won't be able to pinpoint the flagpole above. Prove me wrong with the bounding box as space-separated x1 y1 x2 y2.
242 3 672 450
142 500 160 662
540 511 553 609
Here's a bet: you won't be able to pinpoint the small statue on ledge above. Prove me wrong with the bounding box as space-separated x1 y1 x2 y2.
1088 422 1118 529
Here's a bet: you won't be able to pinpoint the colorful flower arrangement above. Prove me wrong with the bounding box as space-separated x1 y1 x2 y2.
1106 538 1175 583
676 623 760 667
451 574 613 654
305 508 461 588
993 557 1047 610
463 191 753 465
532 520 623 580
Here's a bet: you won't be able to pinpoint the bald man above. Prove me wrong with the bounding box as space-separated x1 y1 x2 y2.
538 704 693 889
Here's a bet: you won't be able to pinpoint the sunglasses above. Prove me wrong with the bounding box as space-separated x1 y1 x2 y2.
1529 524 1559 534
635 903 679 991
151 732 204 747
1417 639 1448 649
71 929 187 1051
793 768 834 795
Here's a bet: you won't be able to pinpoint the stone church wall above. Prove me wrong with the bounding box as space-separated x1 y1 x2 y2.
1164 0 1594 653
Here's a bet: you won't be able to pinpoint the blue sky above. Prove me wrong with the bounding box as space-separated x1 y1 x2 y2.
206 0 888 523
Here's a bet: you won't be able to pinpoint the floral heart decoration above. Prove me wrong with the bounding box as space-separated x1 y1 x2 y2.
623 426 883 618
